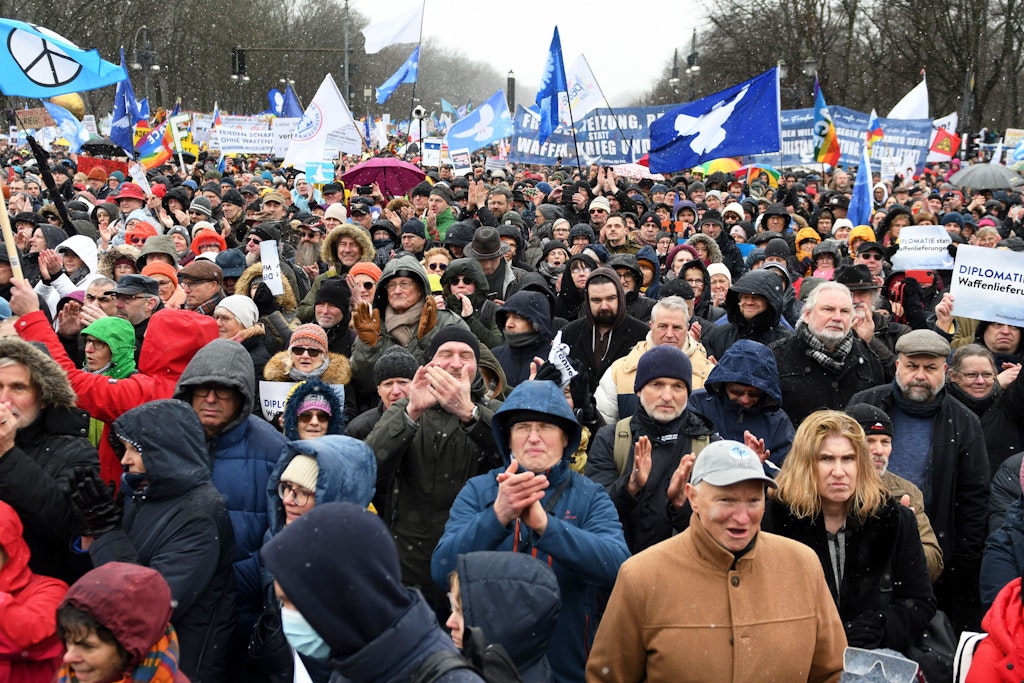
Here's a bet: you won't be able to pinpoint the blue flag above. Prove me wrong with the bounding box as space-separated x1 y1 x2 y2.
441 98 458 117
376 46 419 105
0 19 126 97
41 99 90 152
847 143 873 227
535 27 567 143
268 88 283 116
443 89 513 154
282 84 304 118
648 68 781 174
111 48 143 156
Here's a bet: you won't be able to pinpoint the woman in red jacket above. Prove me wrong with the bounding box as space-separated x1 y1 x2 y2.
967 576 1024 682
0 500 68 683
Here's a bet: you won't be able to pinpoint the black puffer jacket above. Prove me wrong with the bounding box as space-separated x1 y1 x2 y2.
492 290 554 388
90 399 236 683
607 254 655 323
701 269 793 360
763 497 935 656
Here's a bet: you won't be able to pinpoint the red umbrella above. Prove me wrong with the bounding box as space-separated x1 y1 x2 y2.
341 157 425 198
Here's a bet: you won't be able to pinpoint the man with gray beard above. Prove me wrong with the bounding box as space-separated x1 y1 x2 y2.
770 281 884 426
848 329 989 631
292 219 327 282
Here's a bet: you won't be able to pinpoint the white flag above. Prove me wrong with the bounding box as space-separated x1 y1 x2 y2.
558 54 609 126
283 74 361 168
361 5 423 55
887 74 929 120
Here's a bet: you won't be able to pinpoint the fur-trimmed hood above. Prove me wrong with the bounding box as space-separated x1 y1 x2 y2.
234 262 298 314
97 244 141 280
0 337 76 408
263 350 352 385
687 233 723 264
322 224 375 271
280 378 346 440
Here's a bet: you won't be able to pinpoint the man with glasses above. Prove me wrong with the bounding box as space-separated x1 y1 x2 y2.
178 260 225 316
853 241 888 287
292 218 326 279
589 196 611 233
113 275 163 356
321 182 344 206
173 337 288 677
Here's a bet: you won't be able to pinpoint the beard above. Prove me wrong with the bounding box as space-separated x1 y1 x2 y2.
245 250 260 267
594 310 617 325
294 241 320 267
810 324 848 347
896 377 943 403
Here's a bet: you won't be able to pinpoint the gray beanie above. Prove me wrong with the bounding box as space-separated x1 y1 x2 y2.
373 346 420 386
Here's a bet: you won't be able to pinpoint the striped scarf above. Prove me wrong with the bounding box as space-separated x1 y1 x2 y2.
58 625 181 683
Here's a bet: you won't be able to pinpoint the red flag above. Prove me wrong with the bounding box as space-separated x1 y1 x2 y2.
930 128 961 157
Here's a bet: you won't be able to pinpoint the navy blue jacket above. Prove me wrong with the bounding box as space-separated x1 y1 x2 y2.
493 290 554 388
689 338 795 465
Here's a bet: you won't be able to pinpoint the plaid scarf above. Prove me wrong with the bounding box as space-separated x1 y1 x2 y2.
797 321 854 373
190 291 225 317
58 625 182 683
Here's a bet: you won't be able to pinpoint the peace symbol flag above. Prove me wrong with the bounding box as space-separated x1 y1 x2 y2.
0 19 126 97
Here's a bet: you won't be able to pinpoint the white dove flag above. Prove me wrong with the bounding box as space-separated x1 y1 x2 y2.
443 90 513 154
557 54 610 126
361 4 423 54
648 68 780 173
283 74 361 168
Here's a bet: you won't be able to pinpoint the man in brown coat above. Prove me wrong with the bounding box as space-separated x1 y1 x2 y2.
586 440 846 683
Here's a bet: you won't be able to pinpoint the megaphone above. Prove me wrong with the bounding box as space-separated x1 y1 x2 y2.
412 105 426 120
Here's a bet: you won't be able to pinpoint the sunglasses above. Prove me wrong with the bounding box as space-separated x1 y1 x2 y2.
859 253 884 261
427 262 447 271
291 346 323 358
246 236 263 244
357 281 374 290
129 236 148 245
450 275 474 286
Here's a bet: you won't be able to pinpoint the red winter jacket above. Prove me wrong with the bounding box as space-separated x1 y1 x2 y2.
15 308 218 488
0 500 67 683
967 577 1024 682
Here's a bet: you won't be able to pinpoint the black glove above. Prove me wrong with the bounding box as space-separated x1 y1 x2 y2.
844 612 887 649
69 466 122 537
252 283 277 318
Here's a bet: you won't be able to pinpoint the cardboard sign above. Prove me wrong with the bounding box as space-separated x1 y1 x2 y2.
259 381 294 421
449 148 472 177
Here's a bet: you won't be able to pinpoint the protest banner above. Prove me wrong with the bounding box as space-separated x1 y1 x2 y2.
950 245 1024 325
77 156 130 179
258 381 293 421
421 138 441 167
889 226 954 271
449 148 472 176
212 127 278 155
14 107 55 130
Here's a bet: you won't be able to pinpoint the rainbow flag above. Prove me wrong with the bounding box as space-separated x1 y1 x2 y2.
812 78 840 167
137 121 172 169
866 108 883 152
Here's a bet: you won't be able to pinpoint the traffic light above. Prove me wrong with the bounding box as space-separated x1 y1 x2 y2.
231 47 246 76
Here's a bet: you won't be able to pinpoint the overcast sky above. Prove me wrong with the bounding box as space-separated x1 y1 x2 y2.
352 0 707 107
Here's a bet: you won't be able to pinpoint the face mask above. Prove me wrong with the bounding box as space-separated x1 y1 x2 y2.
281 605 331 660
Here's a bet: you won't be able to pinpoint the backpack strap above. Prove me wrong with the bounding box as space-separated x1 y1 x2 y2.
691 434 710 457
613 417 633 477
409 649 479 683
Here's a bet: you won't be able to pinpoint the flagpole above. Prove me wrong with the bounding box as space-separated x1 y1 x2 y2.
565 99 584 178
406 0 427 153
577 55 638 163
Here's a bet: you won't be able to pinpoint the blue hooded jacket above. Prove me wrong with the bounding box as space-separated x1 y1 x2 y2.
432 381 629 683
492 291 554 388
688 339 795 466
635 245 661 300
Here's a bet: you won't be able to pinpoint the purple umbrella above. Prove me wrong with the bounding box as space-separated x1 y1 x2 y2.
341 157 425 198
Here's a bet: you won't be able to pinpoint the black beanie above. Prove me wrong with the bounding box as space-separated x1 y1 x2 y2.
845 403 893 438
222 188 245 208
764 237 790 259
261 502 411 657
426 326 480 361
373 346 420 386
315 277 351 310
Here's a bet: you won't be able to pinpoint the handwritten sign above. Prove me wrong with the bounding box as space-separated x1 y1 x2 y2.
260 240 284 296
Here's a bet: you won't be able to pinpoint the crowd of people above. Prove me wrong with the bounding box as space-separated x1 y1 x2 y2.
0 146 1023 683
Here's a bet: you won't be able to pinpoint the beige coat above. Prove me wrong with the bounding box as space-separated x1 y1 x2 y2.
882 470 945 582
586 515 846 683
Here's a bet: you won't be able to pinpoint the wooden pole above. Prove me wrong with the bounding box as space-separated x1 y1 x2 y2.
0 192 24 280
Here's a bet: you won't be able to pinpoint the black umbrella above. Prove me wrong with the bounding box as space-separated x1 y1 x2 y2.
81 137 125 158
949 163 1024 190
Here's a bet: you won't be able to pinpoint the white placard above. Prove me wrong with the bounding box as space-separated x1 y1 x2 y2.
305 161 335 184
127 162 152 195
260 240 285 296
258 381 294 421
950 245 1024 326
889 225 954 271
422 138 442 167
449 148 472 177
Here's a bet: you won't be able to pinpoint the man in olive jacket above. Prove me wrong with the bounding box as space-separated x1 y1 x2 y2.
365 327 502 617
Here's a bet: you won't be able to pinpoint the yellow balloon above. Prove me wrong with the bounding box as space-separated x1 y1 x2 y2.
49 93 85 120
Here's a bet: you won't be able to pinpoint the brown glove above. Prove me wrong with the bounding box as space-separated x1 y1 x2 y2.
418 295 438 339
353 302 382 346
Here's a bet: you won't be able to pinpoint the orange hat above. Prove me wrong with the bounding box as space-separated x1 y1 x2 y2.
348 261 382 282
190 228 227 255
86 166 108 182
125 221 158 245
142 261 179 288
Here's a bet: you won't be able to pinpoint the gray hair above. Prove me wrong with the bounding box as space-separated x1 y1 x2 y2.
803 281 852 313
88 276 118 291
651 296 691 324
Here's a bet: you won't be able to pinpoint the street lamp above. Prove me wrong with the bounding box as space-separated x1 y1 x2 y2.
230 73 250 115
363 85 372 144
131 25 160 106
802 56 818 78
507 70 516 112
668 48 680 101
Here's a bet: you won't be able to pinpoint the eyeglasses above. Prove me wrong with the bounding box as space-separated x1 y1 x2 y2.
115 293 145 302
386 280 417 291
590 209 607 214
179 280 210 289
85 291 116 303
199 243 221 252
129 236 148 245
955 371 995 382
450 275 474 286
427 262 447 271
188 210 206 216
684 278 704 286
291 346 323 358
193 384 235 399
571 266 592 274
278 482 313 506
859 253 884 261
510 422 562 437
299 231 319 240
